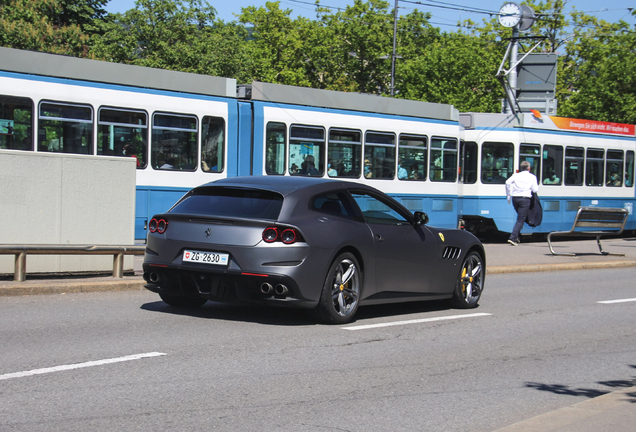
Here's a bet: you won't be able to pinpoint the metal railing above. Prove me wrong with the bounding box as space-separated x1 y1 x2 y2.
0 245 146 282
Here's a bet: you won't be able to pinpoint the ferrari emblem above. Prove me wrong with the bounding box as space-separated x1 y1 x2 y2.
438 233 445 242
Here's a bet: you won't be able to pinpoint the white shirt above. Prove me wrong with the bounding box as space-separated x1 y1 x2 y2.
505 170 539 199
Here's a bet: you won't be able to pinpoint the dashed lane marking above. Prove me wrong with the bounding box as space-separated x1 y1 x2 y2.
0 352 167 381
597 297 636 304
341 312 493 331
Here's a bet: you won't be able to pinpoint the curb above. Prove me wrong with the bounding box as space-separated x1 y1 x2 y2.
487 260 636 274
493 386 636 431
0 278 145 297
1 260 635 297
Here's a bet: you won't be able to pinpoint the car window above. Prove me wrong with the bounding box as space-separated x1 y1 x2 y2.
312 192 357 219
170 187 283 220
350 192 409 225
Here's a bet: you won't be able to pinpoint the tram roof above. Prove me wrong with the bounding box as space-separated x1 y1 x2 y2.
240 81 459 122
0 47 237 98
461 112 635 138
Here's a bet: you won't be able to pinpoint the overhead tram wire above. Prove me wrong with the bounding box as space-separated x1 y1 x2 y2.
286 0 634 34
399 0 498 16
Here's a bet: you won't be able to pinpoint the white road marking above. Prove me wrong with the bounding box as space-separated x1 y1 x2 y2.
0 352 166 381
341 312 492 331
597 298 636 304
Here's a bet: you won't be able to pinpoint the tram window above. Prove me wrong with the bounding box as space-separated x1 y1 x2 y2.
201 116 224 173
151 113 197 171
290 125 324 176
605 150 623 187
626 151 634 187
364 131 396 179
328 128 361 178
564 147 584 186
460 141 477 184
542 145 563 186
0 95 33 151
430 137 457 182
265 122 286 175
520 144 541 177
585 148 604 186
97 108 147 168
38 102 93 154
481 142 513 184
398 134 427 181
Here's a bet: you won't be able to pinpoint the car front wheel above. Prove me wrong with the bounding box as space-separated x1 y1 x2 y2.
315 253 361 324
451 251 484 308
159 293 208 308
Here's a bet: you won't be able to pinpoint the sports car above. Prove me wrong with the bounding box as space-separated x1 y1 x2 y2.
142 176 485 323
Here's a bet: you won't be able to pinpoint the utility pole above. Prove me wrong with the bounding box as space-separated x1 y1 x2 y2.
390 0 398 96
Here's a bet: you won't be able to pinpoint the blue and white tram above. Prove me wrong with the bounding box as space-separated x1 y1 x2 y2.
460 112 636 237
3 47 635 241
240 82 464 228
0 47 238 239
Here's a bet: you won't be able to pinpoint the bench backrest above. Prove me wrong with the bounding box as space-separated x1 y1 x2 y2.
574 207 628 230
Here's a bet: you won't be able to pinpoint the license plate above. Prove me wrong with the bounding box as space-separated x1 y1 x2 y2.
182 250 229 266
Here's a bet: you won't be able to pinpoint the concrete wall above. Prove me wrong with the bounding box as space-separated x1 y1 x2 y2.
0 150 136 274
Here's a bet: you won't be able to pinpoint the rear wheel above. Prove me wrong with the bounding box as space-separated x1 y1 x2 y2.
159 293 208 308
451 251 484 308
314 253 361 324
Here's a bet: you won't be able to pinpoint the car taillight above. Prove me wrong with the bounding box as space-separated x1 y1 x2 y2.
262 227 279 243
262 226 301 244
280 229 297 244
149 218 168 234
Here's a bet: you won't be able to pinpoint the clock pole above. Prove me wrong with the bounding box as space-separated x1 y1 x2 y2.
507 25 519 114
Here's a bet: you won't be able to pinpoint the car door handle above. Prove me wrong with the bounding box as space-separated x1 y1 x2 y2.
375 234 384 241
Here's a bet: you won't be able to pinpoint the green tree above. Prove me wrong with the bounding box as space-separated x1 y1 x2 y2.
399 30 504 112
558 10 636 123
90 0 253 80
238 2 314 86
317 0 395 94
54 0 108 35
0 0 92 55
91 0 217 69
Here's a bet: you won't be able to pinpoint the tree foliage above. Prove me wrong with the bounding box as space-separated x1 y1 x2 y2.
0 0 99 55
558 10 636 123
1 0 635 122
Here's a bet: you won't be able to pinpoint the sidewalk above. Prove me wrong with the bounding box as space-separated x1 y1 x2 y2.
1 237 635 431
1 238 636 296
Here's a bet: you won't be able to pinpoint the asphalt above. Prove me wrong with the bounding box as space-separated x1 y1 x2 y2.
1 236 635 431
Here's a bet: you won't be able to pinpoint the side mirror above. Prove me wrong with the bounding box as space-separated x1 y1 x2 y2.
414 211 429 225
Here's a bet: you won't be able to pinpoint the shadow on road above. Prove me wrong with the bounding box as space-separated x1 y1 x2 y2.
525 368 636 403
140 298 456 326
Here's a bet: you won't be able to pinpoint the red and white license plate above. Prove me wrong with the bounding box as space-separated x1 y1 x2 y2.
182 250 229 266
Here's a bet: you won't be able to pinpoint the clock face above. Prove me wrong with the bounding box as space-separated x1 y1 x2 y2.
499 2 522 27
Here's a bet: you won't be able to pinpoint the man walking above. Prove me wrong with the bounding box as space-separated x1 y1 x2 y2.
505 161 539 245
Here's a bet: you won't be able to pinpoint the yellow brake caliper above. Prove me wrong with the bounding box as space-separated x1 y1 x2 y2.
461 267 473 293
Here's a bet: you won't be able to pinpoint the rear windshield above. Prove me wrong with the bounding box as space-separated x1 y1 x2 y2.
170 187 284 220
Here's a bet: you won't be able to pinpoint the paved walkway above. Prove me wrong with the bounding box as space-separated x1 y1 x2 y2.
1 237 635 431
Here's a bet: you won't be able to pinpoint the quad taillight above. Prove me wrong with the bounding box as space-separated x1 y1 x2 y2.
149 218 168 234
262 227 301 244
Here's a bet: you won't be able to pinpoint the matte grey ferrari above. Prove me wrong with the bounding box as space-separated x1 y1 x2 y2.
143 176 486 323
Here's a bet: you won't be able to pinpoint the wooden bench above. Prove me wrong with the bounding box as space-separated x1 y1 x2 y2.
547 207 629 256
0 245 146 282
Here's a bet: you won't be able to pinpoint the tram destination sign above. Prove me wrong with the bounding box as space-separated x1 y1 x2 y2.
523 112 635 137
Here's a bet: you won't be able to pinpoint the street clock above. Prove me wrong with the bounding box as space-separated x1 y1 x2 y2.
498 2 522 27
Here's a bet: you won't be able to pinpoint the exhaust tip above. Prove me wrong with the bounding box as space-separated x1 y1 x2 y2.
260 282 273 295
274 284 289 297
149 272 160 283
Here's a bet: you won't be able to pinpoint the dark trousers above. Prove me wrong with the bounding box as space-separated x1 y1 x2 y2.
510 197 531 241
